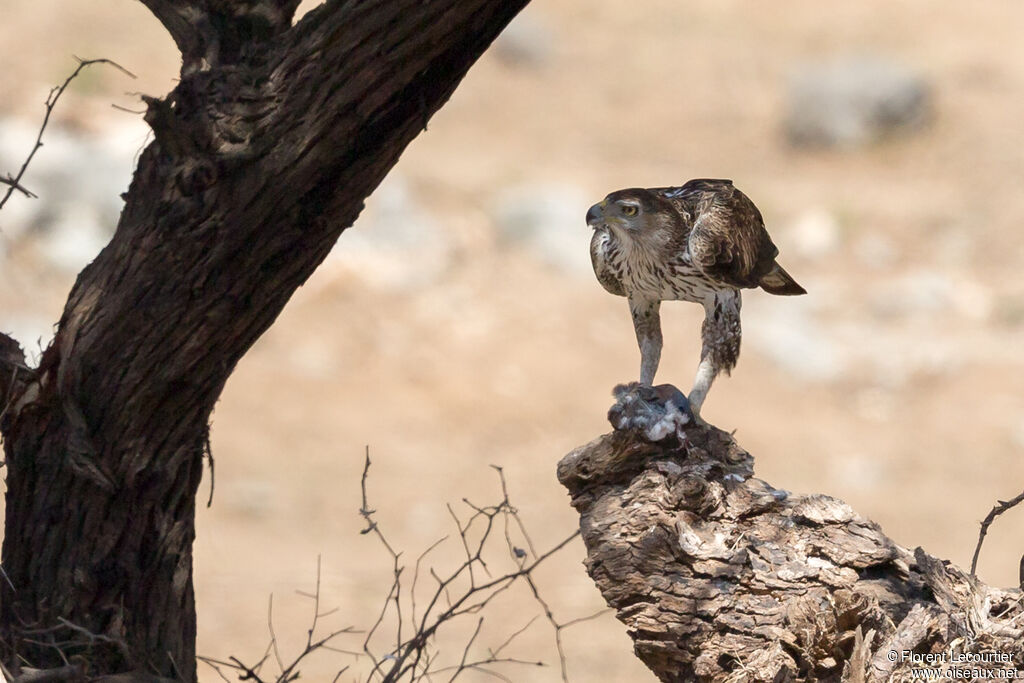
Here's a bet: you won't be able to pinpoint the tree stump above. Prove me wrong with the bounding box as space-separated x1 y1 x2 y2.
557 385 1024 682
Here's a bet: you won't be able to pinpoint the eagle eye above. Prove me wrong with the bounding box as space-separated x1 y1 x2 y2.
621 204 639 217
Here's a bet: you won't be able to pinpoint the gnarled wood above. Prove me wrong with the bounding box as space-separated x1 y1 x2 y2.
558 387 1024 682
0 1 529 679
0 333 32 416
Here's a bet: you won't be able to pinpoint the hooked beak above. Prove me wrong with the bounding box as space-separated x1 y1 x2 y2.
586 202 604 228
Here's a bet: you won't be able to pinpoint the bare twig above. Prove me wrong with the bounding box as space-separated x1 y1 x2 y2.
204 427 215 507
367 459 582 683
196 655 235 682
0 177 37 200
200 558 360 683
0 57 136 212
971 487 1024 577
267 595 285 675
220 454 588 682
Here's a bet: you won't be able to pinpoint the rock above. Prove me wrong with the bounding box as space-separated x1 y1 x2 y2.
784 55 932 148
491 183 592 275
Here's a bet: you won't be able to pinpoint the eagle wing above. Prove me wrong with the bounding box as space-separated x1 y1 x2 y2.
655 179 780 289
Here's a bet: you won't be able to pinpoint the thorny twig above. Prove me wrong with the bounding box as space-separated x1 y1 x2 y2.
0 57 136 212
359 451 586 683
971 486 1024 582
198 559 358 683
213 451 595 682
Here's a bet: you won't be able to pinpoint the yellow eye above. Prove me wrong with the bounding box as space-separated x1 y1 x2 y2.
622 205 638 217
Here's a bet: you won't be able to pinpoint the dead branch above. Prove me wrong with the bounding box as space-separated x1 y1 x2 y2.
971 488 1024 583
197 561 358 683
0 58 135 212
0 177 36 200
213 456 590 682
557 384 1024 682
361 452 582 682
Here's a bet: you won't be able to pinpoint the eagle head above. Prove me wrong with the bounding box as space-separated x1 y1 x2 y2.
586 188 679 244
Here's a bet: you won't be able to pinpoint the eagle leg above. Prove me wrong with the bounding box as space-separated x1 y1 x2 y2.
687 356 716 422
629 296 662 386
688 290 742 419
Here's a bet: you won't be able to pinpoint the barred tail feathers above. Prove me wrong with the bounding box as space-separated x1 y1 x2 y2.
759 263 806 296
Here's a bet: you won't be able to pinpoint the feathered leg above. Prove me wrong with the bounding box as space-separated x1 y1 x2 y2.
629 295 662 386
689 290 741 418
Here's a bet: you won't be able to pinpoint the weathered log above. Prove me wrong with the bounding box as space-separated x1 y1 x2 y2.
558 385 1024 682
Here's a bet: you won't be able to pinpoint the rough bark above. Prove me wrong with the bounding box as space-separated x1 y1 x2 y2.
557 386 1024 682
0 1 528 679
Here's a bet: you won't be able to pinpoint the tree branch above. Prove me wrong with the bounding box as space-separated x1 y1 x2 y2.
971 488 1024 582
557 386 1024 682
137 0 302 73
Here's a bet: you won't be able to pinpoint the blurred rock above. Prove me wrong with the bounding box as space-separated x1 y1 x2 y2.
493 11 553 67
328 173 453 290
784 55 932 148
491 183 592 275
786 208 842 259
0 116 147 271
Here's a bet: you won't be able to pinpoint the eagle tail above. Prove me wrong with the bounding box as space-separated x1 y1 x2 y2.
759 263 806 296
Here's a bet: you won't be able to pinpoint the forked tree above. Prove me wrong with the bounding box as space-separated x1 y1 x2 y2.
0 1 530 680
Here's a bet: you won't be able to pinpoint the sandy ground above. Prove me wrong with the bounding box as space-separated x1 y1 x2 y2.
2 1 1024 681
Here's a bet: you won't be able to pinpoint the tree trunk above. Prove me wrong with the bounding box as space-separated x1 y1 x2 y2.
557 385 1024 682
0 1 529 679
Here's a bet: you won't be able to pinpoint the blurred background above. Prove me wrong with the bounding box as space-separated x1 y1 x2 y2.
2 1 1023 680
